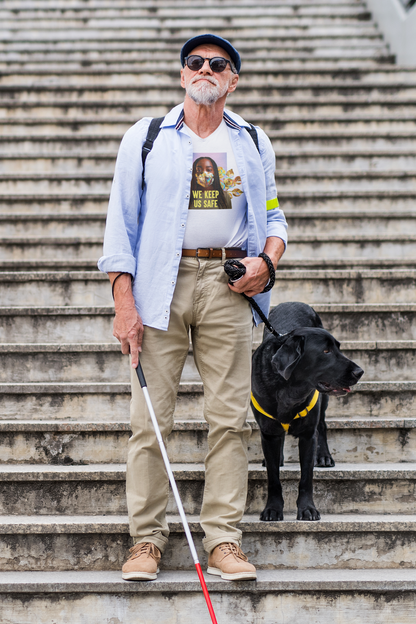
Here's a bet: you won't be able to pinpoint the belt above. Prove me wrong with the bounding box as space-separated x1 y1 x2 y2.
182 248 246 259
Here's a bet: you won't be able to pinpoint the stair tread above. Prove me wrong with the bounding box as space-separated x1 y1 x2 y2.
0 513 416 532
0 417 414 431
0 462 415 479
1 568 416 592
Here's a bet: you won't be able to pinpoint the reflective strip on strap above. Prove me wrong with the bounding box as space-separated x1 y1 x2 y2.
266 197 279 211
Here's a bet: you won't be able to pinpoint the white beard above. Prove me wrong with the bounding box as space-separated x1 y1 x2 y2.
186 75 229 106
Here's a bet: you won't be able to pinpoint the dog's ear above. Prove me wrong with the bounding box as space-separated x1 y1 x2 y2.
271 335 304 380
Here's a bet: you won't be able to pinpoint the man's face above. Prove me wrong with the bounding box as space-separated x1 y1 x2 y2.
181 44 239 106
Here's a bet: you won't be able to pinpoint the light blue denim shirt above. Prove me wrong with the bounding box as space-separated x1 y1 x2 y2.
98 104 288 330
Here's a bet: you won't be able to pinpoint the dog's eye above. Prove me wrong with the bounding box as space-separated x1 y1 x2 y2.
324 349 331 354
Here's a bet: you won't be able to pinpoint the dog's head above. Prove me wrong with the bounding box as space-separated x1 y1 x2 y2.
271 328 364 396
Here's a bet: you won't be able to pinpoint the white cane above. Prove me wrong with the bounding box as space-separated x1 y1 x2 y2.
136 363 219 624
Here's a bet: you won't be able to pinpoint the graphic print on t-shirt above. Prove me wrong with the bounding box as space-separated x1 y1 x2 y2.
189 152 243 210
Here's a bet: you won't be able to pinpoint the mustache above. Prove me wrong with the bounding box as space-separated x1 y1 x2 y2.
190 75 219 87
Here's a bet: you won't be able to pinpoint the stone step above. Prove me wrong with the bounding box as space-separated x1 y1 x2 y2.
0 513 415 572
1 418 415 465
0 334 416 383
0 0 370 6
0 5 373 19
0 381 412 421
5 75 411 93
1 258 415 272
285 209 416 236
0 339 413 383
283 234 416 260
2 116 415 136
0 462 414 515
0 171 415 195
5 77 411 95
2 130 416 155
1 151 415 173
2 568 416 624
1 87 413 105
0 304 414 342
0 14 377 27
0 215 106 236
0 238 102 260
0 58 404 74
2 100 413 120
0 20 381 32
0 269 415 306
1 191 415 215
0 210 414 237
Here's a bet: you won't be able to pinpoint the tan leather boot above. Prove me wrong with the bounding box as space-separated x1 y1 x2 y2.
207 542 257 581
122 542 161 581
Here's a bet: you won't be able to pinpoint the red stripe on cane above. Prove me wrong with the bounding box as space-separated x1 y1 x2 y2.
195 563 218 624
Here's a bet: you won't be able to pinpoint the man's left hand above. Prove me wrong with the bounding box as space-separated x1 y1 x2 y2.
228 236 285 297
228 256 270 297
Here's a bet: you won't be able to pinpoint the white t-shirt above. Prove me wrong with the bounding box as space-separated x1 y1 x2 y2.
182 120 248 249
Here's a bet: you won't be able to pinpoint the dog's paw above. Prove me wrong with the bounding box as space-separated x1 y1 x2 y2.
315 453 335 468
297 506 321 521
260 507 284 522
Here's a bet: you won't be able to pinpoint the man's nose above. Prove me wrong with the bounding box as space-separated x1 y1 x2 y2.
199 59 213 74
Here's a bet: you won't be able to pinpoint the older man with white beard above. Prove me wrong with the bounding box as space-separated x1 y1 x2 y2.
98 34 287 582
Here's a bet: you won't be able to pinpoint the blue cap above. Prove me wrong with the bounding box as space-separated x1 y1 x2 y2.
180 34 241 74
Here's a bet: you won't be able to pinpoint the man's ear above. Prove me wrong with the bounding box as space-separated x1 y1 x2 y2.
271 335 305 381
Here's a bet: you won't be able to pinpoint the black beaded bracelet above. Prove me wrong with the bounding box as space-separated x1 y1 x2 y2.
111 272 133 301
258 252 276 293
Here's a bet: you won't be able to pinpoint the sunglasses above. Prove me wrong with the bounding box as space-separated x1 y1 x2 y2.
185 55 236 74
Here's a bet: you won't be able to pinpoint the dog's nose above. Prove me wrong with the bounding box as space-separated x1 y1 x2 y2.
352 366 364 381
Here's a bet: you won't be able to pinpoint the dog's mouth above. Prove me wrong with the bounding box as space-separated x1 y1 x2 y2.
317 382 352 396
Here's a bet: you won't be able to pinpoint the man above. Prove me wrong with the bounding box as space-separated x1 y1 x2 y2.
98 34 287 582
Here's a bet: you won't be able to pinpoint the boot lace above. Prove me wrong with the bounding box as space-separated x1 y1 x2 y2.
218 542 248 561
127 542 159 562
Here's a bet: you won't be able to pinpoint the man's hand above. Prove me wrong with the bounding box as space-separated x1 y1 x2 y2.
109 272 143 368
228 237 285 298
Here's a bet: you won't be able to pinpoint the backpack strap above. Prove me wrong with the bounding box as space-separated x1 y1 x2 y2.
141 116 165 189
245 123 260 153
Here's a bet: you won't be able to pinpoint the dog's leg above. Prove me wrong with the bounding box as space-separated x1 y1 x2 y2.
260 431 285 521
315 394 335 467
297 431 321 521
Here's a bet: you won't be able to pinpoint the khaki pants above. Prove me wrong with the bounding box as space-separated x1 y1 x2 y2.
126 257 253 554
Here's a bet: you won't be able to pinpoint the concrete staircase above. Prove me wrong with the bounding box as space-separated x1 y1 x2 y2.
1 0 416 621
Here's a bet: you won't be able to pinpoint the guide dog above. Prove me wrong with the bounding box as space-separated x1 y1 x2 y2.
251 302 364 521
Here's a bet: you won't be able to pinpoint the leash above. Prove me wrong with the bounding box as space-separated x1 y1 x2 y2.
223 258 284 339
136 364 218 624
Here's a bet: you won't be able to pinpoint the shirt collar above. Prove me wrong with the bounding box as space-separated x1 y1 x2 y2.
160 104 251 131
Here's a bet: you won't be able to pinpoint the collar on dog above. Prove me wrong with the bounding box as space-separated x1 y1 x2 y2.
251 389 320 433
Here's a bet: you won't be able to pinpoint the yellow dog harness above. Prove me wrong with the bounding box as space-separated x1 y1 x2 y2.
251 389 320 433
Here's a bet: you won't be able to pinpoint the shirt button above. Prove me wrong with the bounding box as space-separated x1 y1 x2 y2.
189 167 192 172
188 141 191 145
176 252 180 256
171 281 175 285
181 224 185 228
186 195 189 198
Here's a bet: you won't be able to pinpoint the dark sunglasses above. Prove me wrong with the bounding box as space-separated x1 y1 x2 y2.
185 55 236 74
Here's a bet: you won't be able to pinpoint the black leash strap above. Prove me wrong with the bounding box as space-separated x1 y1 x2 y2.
223 259 283 339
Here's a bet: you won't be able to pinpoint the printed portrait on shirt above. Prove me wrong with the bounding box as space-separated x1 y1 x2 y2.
189 153 243 210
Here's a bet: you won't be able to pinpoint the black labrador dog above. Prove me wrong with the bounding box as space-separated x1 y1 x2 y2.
251 302 364 522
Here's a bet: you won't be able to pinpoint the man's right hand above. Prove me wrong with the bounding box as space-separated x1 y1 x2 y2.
109 273 144 369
